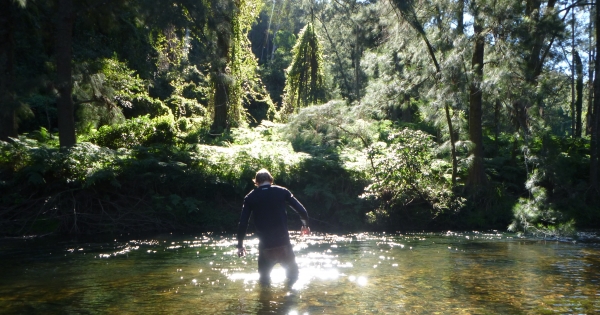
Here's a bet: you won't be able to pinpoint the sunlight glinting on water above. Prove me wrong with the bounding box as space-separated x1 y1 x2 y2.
228 267 341 290
223 234 372 291
1 231 599 314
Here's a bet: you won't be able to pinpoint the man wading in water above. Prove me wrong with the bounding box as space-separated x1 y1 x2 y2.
236 169 310 285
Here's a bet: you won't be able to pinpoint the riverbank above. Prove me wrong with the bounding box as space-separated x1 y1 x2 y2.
2 123 598 237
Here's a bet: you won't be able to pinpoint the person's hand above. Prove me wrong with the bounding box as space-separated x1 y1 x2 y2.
237 246 246 257
301 226 310 236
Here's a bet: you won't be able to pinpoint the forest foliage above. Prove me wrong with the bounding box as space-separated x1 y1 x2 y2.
1 0 599 236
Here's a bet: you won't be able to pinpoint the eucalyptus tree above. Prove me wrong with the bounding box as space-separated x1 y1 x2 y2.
249 0 305 63
467 0 487 187
389 0 461 186
507 0 570 134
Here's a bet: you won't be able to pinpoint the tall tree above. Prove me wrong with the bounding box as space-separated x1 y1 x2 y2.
587 4 595 136
55 0 76 147
53 0 135 147
390 0 458 186
281 22 327 114
210 0 264 133
210 0 236 133
0 0 23 141
591 0 600 192
575 50 583 137
313 0 379 102
513 0 561 133
467 1 487 187
456 0 464 34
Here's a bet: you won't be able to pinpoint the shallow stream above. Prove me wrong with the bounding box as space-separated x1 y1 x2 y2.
1 231 599 314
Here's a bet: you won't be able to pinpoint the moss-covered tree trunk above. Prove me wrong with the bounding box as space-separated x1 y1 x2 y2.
210 0 261 133
210 25 232 134
282 23 326 114
56 0 76 147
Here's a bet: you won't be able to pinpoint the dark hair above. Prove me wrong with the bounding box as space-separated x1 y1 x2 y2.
253 168 274 186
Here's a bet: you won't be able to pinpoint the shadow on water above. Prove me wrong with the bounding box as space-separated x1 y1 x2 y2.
0 231 599 314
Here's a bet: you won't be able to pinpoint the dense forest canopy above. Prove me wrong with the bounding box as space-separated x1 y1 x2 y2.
0 0 598 236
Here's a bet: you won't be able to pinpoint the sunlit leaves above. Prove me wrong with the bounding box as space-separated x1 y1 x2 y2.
90 115 176 149
362 128 462 222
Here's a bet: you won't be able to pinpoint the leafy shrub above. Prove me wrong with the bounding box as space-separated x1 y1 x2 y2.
283 100 378 154
122 95 171 118
179 117 212 144
285 156 370 232
76 101 126 132
508 169 575 237
181 81 210 105
165 95 207 119
361 128 462 228
507 134 590 235
18 95 57 134
90 115 176 149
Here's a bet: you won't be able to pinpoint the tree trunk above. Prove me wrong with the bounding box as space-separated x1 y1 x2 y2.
571 8 576 137
210 29 232 134
525 0 557 81
494 99 500 144
56 0 76 148
575 50 583 137
456 0 464 34
354 24 361 101
467 13 487 187
445 103 458 186
402 94 412 122
211 72 230 134
391 0 455 185
587 4 595 136
0 0 18 142
515 0 557 135
315 14 353 101
591 0 600 192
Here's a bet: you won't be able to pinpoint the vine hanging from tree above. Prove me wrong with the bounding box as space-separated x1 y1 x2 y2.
281 22 327 117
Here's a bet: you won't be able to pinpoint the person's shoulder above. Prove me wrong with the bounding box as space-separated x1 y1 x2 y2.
244 188 258 199
271 185 291 193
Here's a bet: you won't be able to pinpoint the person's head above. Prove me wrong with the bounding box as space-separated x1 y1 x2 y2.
253 168 274 186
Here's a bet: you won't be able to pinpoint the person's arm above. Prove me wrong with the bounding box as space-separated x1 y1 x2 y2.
236 199 252 256
286 191 309 231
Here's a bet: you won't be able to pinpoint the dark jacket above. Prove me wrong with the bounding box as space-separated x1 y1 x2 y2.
237 184 308 249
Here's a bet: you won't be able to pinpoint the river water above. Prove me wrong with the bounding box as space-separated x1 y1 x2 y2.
0 231 599 314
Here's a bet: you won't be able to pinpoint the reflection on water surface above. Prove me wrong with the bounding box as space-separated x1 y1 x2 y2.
0 231 599 314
